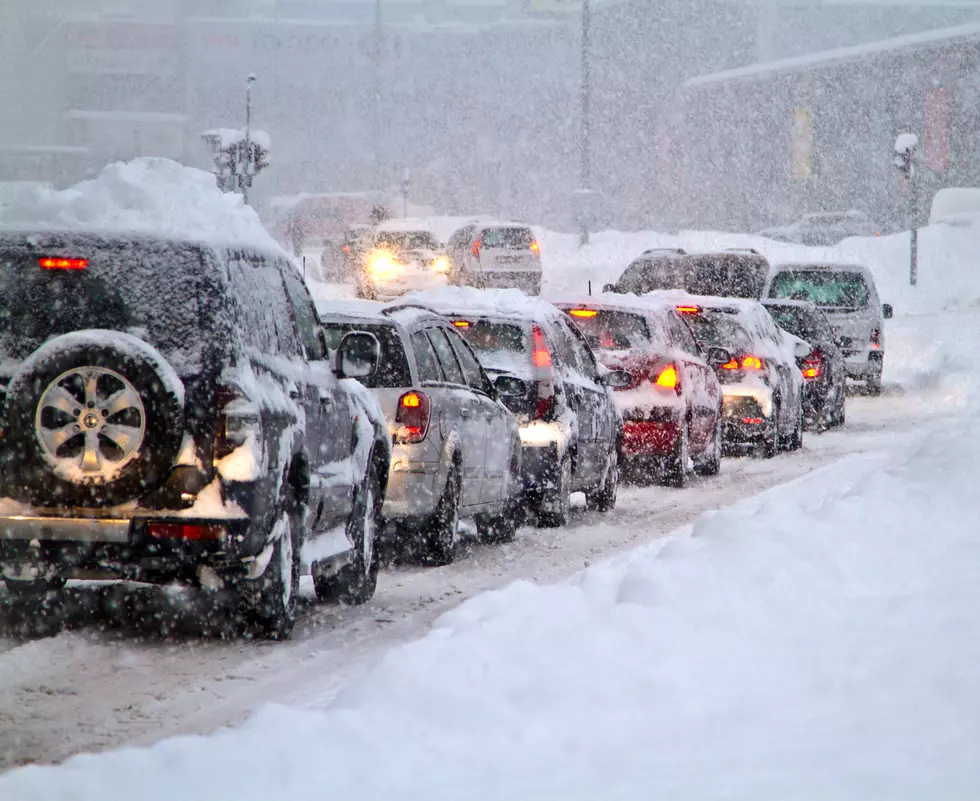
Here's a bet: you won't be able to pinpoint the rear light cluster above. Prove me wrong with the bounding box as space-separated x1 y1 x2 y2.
530 240 541 256
870 328 882 349
721 355 765 371
148 522 226 541
654 364 680 392
801 350 824 380
395 390 431 444
472 240 481 257
214 384 261 460
40 257 88 270
531 324 555 420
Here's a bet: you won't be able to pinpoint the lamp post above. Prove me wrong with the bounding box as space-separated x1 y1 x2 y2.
579 0 592 246
243 73 256 205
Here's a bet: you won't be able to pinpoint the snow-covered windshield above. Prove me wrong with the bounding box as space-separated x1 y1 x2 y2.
320 322 412 388
563 310 652 351
480 228 533 249
769 270 870 308
375 231 440 251
0 240 204 371
686 312 753 353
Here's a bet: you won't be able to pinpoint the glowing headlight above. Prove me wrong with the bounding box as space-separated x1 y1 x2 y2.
431 256 449 273
368 250 399 279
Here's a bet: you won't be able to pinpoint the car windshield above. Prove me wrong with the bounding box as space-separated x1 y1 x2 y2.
375 231 439 251
686 255 767 299
766 306 826 341
686 312 753 353
0 240 206 375
769 270 870 308
618 258 686 293
320 322 412 388
563 310 651 351
480 228 533 249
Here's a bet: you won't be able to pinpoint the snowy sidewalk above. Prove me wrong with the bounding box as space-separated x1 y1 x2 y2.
4 417 980 800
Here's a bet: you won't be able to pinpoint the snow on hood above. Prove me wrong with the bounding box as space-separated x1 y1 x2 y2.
0 158 282 253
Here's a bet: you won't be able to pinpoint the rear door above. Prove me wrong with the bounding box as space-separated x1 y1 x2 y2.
664 310 716 449
479 226 539 274
424 326 487 509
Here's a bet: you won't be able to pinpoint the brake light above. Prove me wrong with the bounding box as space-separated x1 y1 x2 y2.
536 389 553 421
472 239 481 257
40 257 87 270
148 523 227 541
801 351 823 380
343 244 351 253
654 364 679 390
532 324 552 368
870 329 881 349
720 358 740 370
530 240 540 255
452 320 470 328
742 417 764 425
742 355 764 370
395 390 431 444
676 305 701 314
214 384 261 459
568 308 597 318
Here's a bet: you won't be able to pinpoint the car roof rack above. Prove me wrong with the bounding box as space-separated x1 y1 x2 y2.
640 247 687 256
380 302 441 317
723 247 761 255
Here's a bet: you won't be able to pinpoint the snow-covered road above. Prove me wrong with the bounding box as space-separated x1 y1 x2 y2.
0 303 958 772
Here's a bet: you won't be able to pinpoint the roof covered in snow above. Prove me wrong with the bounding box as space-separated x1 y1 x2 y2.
398 286 562 324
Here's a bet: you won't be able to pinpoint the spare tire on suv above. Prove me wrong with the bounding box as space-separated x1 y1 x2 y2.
3 330 184 507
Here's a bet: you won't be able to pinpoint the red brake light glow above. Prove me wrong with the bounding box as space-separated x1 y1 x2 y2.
530 240 540 254
720 358 740 370
396 390 431 444
654 364 679 389
802 351 823 380
532 325 552 368
742 417 764 425
452 320 470 328
870 328 882 349
568 308 597 318
742 355 764 370
676 305 701 314
40 257 87 270
472 240 481 257
343 244 351 253
401 392 422 409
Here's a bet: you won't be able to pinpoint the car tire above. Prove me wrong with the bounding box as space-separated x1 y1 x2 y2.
866 372 883 396
2 577 66 597
585 453 618 512
422 464 461 566
314 458 383 604
662 422 690 488
694 417 722 477
786 402 804 451
537 455 571 528
762 403 780 459
239 509 300 641
4 333 184 507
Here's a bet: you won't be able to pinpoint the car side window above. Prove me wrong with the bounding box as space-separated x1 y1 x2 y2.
226 250 298 357
280 266 324 360
560 318 600 382
666 311 700 355
447 329 493 395
411 331 443 383
426 328 466 385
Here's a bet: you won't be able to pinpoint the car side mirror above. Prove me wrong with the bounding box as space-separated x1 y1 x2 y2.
706 346 733 368
882 303 893 319
335 331 380 379
603 369 632 389
494 374 527 398
602 283 616 294
793 340 812 360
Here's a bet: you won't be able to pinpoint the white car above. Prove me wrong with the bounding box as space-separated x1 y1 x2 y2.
445 222 542 295
355 220 451 300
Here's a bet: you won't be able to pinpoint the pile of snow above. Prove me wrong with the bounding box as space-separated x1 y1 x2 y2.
0 158 282 252
7 405 980 799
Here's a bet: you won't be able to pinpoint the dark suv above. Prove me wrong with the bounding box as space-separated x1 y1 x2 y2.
0 230 391 639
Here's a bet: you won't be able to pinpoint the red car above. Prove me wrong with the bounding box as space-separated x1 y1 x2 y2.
555 296 727 487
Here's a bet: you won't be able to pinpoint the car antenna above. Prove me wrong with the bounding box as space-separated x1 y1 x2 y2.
588 280 592 297
302 255 307 280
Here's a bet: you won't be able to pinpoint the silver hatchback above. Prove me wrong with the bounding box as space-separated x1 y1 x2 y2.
315 300 524 565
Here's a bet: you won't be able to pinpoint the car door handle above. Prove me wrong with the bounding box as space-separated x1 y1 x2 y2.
460 407 472 418
318 389 333 405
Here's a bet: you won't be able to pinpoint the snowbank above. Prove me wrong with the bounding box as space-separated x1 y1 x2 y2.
0 158 282 252
7 399 980 799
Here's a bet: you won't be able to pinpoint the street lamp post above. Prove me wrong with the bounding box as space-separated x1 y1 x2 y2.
243 73 256 205
373 0 384 191
579 0 592 246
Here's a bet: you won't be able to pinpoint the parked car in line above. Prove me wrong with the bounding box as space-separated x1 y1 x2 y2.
929 187 980 228
764 262 892 395
445 222 542 295
553 295 725 487
355 219 450 300
315 299 524 565
759 210 881 246
604 248 770 300
403 287 625 527
763 299 846 429
663 293 808 458
0 230 392 639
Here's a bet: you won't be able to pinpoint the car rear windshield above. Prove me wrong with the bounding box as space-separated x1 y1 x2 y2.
0 240 208 374
686 312 753 353
479 228 533 249
451 320 529 373
766 306 830 342
769 270 870 308
376 231 439 251
686 256 768 299
563 310 651 351
320 322 412 388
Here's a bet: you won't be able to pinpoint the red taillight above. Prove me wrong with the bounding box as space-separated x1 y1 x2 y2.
720 358 740 370
472 240 481 257
742 417 764 425
536 391 553 421
532 324 552 368
396 390 431 444
741 355 764 370
654 364 679 391
40 257 87 270
676 305 700 314
870 329 881 349
147 523 227 541
530 240 540 256
568 308 597 318
802 351 823 380
343 244 351 253
452 320 470 328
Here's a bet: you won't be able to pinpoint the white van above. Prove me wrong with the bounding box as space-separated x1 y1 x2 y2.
764 262 893 395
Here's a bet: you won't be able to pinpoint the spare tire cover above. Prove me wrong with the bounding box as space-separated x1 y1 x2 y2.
4 330 185 507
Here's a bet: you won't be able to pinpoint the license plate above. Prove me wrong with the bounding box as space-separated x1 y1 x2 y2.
497 255 521 264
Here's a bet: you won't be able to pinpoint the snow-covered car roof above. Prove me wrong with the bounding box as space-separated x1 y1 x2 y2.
375 218 437 234
399 287 562 325
314 298 387 322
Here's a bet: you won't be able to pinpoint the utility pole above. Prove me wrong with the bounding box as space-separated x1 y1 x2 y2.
373 0 384 192
243 73 256 205
579 0 592 246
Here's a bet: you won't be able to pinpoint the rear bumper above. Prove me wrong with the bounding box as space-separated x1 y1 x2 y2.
721 391 774 444
382 460 442 520
843 349 883 379
521 443 562 494
469 270 541 293
622 417 681 457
